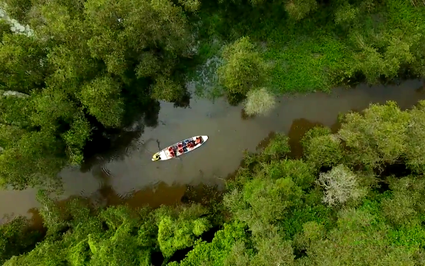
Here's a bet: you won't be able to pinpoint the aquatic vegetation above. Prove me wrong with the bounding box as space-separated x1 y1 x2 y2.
243 87 276 116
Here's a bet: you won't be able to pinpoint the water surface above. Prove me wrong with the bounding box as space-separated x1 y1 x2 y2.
1 79 424 224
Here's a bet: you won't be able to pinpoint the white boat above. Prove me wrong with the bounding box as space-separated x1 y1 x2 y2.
151 135 209 161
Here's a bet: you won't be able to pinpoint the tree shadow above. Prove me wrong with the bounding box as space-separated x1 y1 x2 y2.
255 131 276 151
287 118 324 159
241 108 255 120
174 91 192 109
226 92 246 106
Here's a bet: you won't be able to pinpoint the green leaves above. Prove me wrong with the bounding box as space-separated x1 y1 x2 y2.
302 127 344 169
178 222 251 266
405 101 425 173
0 0 197 188
151 76 186 102
339 101 410 169
62 112 92 165
0 33 47 93
79 76 124 128
262 133 291 159
243 88 276 116
284 0 318 21
218 37 266 95
0 216 41 265
157 204 212 258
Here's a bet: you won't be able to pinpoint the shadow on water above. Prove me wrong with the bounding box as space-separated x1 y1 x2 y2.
255 131 276 151
174 91 192 109
241 108 255 120
287 118 324 159
95 183 186 208
80 98 163 173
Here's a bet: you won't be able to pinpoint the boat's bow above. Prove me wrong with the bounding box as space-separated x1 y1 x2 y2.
152 152 161 161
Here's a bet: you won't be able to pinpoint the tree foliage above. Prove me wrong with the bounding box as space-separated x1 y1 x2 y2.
243 87 276 116
317 164 365 206
0 0 200 188
3 0 425 264
218 37 266 96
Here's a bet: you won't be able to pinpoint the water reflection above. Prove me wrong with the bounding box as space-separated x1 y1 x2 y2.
1 79 424 223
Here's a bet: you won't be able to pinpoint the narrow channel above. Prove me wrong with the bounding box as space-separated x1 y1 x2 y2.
0 79 424 224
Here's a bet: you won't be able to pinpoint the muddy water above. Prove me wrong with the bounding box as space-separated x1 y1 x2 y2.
1 79 424 224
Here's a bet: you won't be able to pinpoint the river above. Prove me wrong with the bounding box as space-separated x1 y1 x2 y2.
0 79 424 224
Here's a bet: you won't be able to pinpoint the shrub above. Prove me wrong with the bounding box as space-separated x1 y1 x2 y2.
244 88 276 116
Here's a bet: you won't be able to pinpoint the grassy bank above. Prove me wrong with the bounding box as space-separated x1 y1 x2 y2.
189 0 425 98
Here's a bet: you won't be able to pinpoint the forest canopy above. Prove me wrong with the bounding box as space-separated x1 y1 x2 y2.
0 0 200 189
1 0 425 264
2 100 425 265
0 0 424 189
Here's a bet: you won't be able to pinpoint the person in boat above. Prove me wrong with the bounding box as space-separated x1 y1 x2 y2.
177 143 184 153
195 136 202 145
168 147 175 157
187 141 195 149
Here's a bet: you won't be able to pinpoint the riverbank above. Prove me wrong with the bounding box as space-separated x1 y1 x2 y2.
188 0 425 100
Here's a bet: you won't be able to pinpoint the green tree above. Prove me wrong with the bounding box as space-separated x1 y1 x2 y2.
176 222 252 266
156 204 213 259
218 37 266 96
284 0 318 21
0 217 41 264
338 101 410 169
301 127 344 169
0 0 201 188
224 176 303 235
405 100 425 173
243 88 276 116
317 164 366 206
300 208 418 265
262 133 291 160
381 176 425 227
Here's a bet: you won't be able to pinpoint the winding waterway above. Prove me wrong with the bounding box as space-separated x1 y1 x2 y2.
1 79 424 224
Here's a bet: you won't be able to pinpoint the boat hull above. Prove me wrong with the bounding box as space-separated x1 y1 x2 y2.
152 135 209 161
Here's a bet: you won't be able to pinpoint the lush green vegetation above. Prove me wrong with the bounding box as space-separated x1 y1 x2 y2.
0 0 425 188
191 0 425 98
1 0 425 264
0 0 199 189
2 100 425 265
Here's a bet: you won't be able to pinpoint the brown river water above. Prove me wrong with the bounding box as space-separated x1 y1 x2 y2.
1 79 425 224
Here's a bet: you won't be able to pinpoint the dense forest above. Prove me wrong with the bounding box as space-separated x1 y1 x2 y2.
2 101 425 265
0 0 424 189
1 0 425 264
